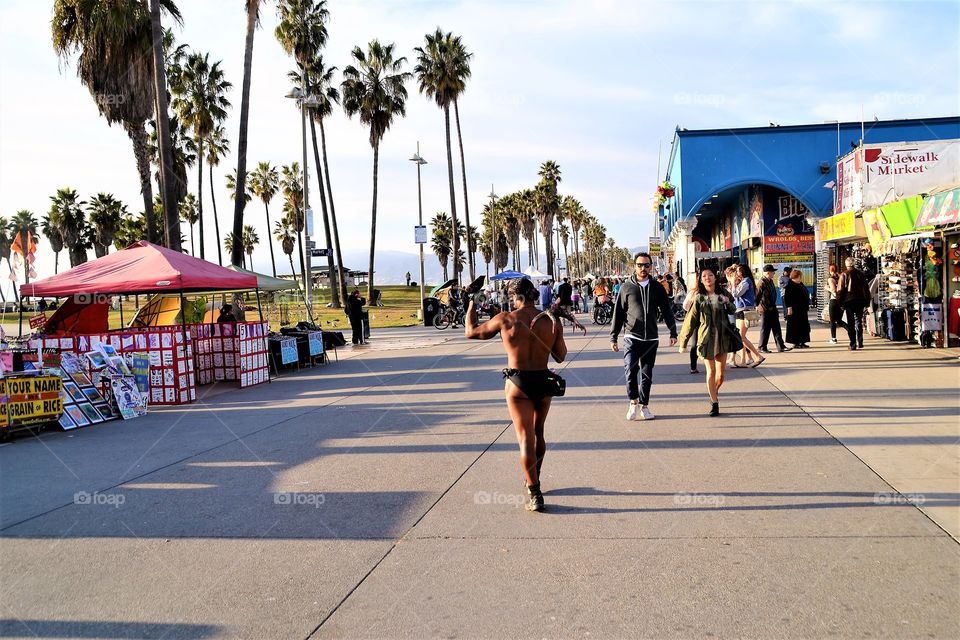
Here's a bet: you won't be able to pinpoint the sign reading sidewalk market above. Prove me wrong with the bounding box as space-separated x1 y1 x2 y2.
0 375 63 428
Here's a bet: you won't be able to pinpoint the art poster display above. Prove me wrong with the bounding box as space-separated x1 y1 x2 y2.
238 322 269 388
52 361 115 431
111 377 147 420
1 375 63 429
308 331 324 357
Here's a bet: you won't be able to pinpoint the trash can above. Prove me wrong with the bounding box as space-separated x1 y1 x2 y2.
423 297 440 327
361 310 370 340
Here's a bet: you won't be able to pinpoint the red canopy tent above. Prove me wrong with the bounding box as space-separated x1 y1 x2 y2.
44 299 110 335
20 241 257 297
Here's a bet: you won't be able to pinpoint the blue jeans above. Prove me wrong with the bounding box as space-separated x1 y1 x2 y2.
623 337 658 405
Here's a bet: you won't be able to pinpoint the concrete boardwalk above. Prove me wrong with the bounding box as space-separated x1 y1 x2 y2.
1 319 957 639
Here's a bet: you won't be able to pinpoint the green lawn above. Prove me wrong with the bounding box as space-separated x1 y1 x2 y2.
1 285 427 333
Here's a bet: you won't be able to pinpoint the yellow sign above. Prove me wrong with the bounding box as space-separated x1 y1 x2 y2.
862 208 891 253
819 211 855 241
1 375 63 427
649 236 662 257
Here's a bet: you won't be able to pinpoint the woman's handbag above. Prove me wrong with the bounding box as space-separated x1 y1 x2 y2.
723 318 745 353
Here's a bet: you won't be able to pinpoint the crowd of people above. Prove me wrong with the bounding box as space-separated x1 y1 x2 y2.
465 255 876 512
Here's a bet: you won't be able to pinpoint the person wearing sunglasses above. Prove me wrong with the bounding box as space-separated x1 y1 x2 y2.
610 252 678 421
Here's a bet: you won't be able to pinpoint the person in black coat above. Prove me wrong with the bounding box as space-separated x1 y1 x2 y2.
783 269 811 348
346 289 366 345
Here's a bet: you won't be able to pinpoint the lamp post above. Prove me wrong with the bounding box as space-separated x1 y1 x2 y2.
285 86 319 321
410 144 427 325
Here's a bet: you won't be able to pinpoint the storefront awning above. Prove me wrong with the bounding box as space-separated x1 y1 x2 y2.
914 186 960 228
878 195 924 237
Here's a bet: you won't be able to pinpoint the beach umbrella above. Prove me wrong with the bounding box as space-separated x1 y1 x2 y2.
490 270 525 281
429 278 456 297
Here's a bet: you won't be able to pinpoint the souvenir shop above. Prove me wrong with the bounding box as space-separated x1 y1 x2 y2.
912 187 960 350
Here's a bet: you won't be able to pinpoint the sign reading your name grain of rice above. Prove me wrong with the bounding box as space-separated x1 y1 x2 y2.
2 375 63 427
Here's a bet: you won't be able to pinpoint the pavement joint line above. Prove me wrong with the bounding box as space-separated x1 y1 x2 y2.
755 364 960 545
404 533 947 541
0 337 486 534
306 321 603 638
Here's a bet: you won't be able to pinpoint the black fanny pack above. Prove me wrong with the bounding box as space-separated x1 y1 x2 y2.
502 368 566 397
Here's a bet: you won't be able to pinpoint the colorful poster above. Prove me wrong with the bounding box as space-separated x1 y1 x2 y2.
280 338 298 364
112 377 147 420
129 354 151 396
308 332 324 356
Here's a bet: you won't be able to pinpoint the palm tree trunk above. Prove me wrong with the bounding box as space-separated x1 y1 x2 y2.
263 202 276 276
231 0 258 267
189 222 195 256
443 104 460 283
210 164 222 265
453 100 474 281
319 119 348 306
54 251 59 275
148 0 180 250
125 122 156 243
197 139 205 260
368 142 380 301
308 116 340 308
296 219 306 302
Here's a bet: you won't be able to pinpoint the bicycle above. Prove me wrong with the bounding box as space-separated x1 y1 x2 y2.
433 304 465 330
593 301 613 325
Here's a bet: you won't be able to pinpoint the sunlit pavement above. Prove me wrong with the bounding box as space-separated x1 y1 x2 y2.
1 316 957 638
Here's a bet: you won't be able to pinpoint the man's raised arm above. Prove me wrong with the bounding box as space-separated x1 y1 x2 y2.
465 298 502 340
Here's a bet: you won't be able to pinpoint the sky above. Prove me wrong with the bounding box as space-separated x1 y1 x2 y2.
1 0 958 288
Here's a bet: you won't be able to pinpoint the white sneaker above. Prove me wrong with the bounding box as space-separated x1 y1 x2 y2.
639 405 655 420
827 338 837 344
626 402 638 421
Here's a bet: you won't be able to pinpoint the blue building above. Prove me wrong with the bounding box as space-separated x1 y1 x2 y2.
659 117 960 282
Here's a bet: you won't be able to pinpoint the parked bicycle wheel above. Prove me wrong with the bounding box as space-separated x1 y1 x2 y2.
433 309 452 330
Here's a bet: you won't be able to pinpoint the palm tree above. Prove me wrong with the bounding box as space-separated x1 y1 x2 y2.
49 188 89 268
148 114 195 241
227 170 253 205
205 125 230 265
40 211 65 275
274 217 299 287
180 192 199 255
415 29 470 281
297 55 346 304
280 162 307 289
230 0 263 267
248 162 280 276
169 51 231 262
0 219 14 302
52 0 182 246
114 210 147 250
11 210 40 285
517 189 537 268
223 232 241 267
563 196 583 277
537 160 561 277
450 36 475 280
87 193 125 258
242 224 259 270
498 193 521 271
341 40 411 300
479 236 492 279
430 212 452 281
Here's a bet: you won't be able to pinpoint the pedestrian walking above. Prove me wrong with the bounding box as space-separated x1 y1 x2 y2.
678 267 739 417
610 252 678 421
346 289 366 345
557 277 573 318
836 257 870 350
732 264 765 367
757 264 790 353
784 270 811 348
538 280 553 311
682 275 700 373
824 263 846 344
580 280 591 314
464 278 585 512
779 266 792 320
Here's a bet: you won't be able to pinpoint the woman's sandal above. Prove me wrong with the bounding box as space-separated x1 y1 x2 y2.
750 357 766 368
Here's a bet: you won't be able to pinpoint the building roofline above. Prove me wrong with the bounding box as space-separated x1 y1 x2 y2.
674 115 959 137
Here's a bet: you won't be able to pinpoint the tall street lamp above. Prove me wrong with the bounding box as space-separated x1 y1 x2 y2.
409 143 428 324
487 185 497 272
285 86 319 321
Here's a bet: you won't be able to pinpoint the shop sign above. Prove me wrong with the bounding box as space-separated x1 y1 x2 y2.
308 331 324 356
29 314 47 330
914 187 960 228
0 376 63 427
837 140 960 211
763 234 815 256
648 236 661 256
819 211 855 241
879 195 924 236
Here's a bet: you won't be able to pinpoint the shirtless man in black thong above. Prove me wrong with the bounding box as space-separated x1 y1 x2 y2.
465 277 585 512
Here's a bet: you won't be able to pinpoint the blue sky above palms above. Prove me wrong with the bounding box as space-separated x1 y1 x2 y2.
1 0 957 283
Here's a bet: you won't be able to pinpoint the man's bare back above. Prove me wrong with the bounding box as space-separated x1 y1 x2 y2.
497 306 566 370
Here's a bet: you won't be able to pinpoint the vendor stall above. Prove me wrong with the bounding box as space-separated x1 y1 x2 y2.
17 241 264 405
